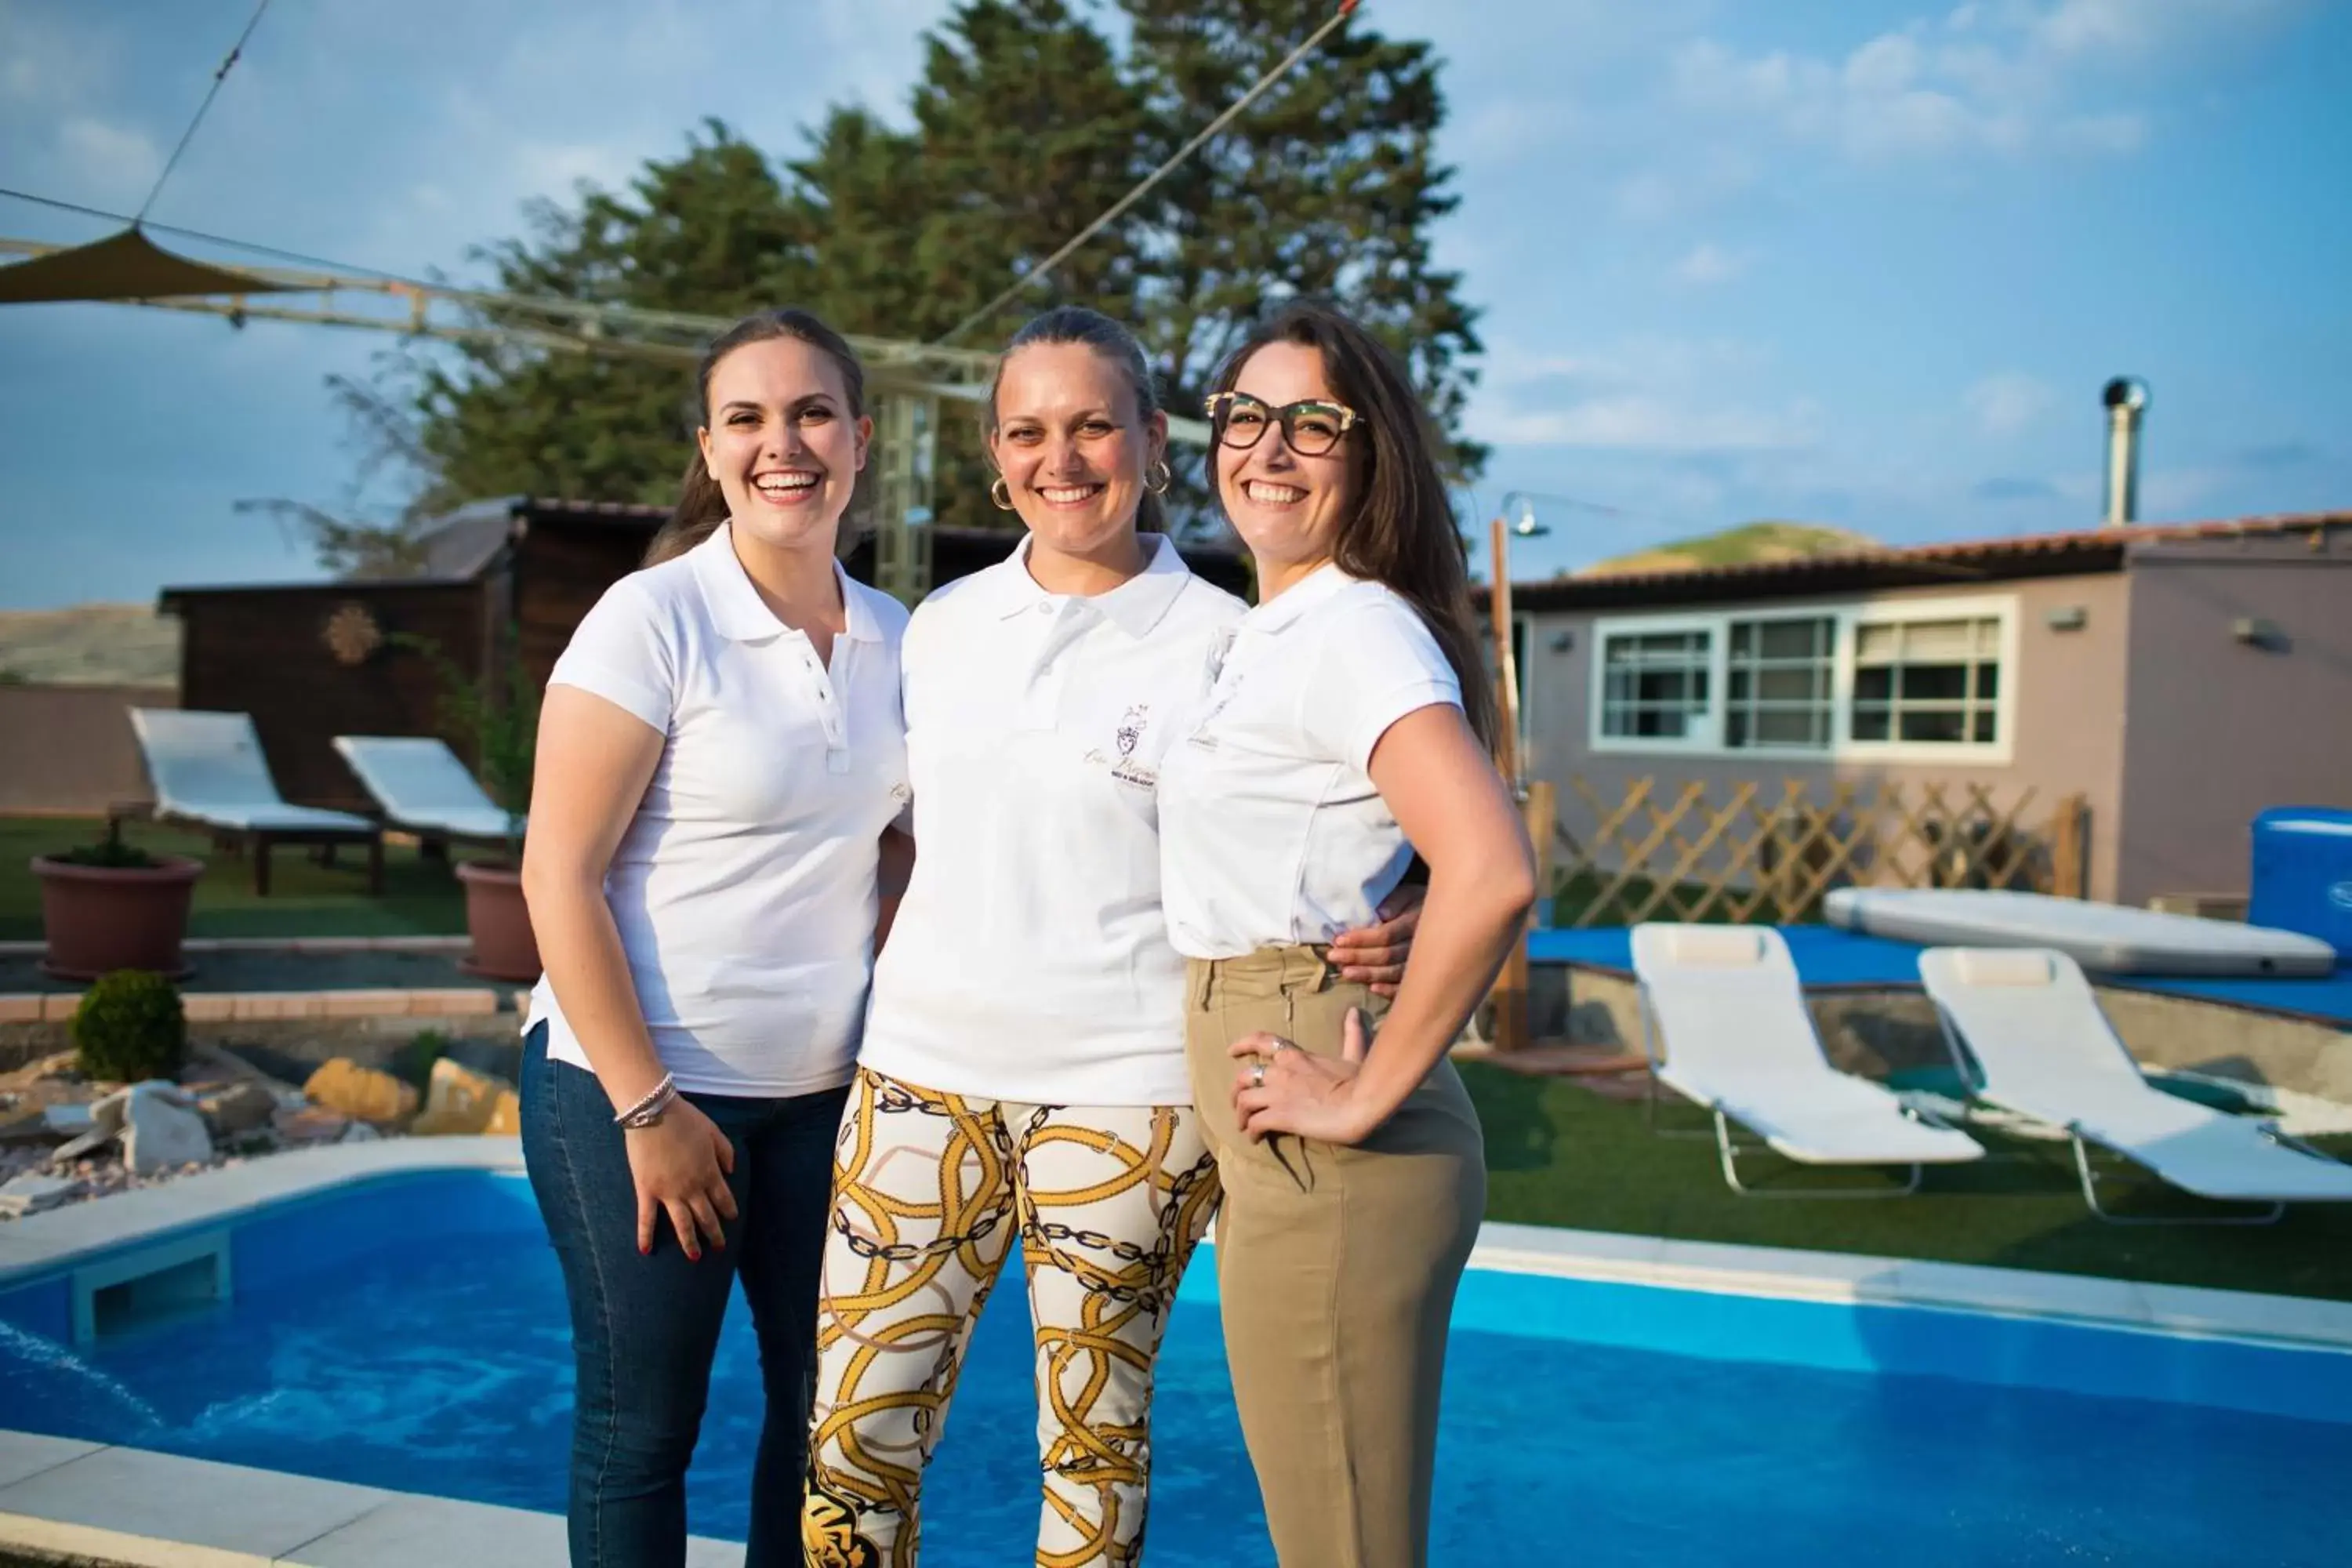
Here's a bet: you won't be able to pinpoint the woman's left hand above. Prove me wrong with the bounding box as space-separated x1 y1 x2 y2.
1230 1008 1380 1145
1327 884 1423 996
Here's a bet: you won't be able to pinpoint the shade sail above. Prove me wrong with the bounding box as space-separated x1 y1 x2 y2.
0 227 296 303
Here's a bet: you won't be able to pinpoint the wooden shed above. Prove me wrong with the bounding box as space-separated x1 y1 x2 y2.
158 496 1250 811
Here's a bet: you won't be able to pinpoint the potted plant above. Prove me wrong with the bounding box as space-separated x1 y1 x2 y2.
397 630 542 983
34 818 205 981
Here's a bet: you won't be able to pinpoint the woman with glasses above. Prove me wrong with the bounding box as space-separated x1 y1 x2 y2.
800 306 1421 1568
1160 299 1537 1568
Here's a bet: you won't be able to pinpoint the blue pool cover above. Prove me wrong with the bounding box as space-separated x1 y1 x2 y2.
1529 924 2352 1026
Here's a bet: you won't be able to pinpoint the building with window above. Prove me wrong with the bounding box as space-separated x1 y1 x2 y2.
1494 511 2352 907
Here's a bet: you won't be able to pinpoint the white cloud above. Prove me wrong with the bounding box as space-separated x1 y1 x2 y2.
56 117 161 201
1664 0 2291 168
1965 372 2057 434
1478 393 1820 452
1672 241 1750 285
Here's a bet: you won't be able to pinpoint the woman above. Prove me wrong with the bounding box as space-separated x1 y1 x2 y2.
519 307 912 1567
800 306 1418 1568
1158 300 1537 1568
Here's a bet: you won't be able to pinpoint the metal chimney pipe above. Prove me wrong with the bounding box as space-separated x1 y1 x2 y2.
2101 376 2148 527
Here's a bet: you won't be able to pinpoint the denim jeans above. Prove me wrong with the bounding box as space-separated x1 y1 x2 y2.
520 1022 848 1568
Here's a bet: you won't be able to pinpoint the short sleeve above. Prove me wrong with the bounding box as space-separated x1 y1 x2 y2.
548 577 677 733
1298 597 1464 771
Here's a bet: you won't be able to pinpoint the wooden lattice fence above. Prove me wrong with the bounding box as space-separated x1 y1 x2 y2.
1547 775 2089 928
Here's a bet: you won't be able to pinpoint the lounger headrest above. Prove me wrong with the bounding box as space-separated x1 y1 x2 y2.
1664 927 1767 967
1952 949 2054 988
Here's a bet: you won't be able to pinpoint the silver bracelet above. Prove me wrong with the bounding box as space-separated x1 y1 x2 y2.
613 1073 677 1129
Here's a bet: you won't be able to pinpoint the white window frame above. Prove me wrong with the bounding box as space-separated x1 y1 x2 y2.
1590 613 1719 753
1587 593 2019 764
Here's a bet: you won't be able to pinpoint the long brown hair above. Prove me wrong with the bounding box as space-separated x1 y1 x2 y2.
643 308 869 568
986 306 1167 534
1207 299 1498 750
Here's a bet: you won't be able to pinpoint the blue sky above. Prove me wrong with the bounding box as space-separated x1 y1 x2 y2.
1 0 2346 608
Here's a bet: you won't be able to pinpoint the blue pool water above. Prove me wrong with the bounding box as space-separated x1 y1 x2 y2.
2 1173 2348 1565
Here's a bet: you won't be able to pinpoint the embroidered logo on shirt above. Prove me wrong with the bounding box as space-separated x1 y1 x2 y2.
1110 703 1156 787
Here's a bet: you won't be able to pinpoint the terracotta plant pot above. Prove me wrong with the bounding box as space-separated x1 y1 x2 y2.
33 855 205 981
456 859 542 983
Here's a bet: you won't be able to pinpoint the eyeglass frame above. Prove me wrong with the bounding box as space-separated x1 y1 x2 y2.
1203 390 1359 456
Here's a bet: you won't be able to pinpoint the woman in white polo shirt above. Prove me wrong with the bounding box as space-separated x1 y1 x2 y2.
1158 300 1537 1568
518 308 911 1568
800 307 1417 1568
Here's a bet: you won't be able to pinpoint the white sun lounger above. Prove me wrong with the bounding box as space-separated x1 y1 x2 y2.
1629 924 1984 1196
332 735 522 846
1919 946 2352 1223
127 709 383 895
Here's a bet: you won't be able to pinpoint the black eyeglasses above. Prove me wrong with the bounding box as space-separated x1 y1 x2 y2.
1204 392 1359 456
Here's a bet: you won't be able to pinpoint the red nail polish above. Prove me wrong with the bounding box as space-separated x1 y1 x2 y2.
639 1243 651 1255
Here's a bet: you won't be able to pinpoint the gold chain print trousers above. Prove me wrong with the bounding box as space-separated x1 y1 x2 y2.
801 1067 1219 1568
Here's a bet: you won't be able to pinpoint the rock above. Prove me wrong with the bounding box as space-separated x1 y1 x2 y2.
410 1057 518 1137
338 1120 382 1144
43 1102 95 1135
197 1082 280 1138
111 1083 212 1176
302 1059 420 1126
0 1105 49 1145
272 1105 350 1143
0 1171 80 1218
483 1090 521 1136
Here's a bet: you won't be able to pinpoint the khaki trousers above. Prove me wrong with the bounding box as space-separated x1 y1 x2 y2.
1184 946 1486 1568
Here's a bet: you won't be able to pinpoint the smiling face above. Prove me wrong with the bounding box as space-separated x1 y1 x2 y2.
695 336 870 557
988 342 1167 565
1213 340 1361 579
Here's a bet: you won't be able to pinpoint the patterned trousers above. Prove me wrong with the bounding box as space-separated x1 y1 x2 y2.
801 1067 1219 1568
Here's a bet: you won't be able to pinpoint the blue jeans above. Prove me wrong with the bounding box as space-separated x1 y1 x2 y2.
520 1022 848 1568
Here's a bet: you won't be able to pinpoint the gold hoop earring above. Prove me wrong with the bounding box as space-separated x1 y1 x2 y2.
989 477 1015 511
1145 459 1173 495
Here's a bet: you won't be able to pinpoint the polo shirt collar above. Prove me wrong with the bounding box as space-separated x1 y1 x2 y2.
1243 560 1354 634
979 533 1196 638
690 521 880 644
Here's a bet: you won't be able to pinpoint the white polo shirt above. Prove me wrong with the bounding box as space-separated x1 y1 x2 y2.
526 523 912 1098
1158 564 1462 960
858 534 1243 1105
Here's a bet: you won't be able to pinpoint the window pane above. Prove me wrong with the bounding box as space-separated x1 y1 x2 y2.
1726 710 1749 746
1755 709 1820 745
1855 667 1893 702
1729 669 1751 701
1757 619 1828 659
1900 709 1967 743
1758 667 1824 702
1856 623 1900 662
1900 619 1978 659
1730 623 1753 657
1973 710 1997 743
1976 661 1999 700
1900 663 1969 702
1851 706 1891 741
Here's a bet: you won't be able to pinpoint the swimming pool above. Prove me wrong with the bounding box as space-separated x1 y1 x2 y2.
2 1169 2347 1565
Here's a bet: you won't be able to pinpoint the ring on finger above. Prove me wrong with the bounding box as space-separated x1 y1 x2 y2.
1247 1061 1268 1088
1269 1038 1301 1054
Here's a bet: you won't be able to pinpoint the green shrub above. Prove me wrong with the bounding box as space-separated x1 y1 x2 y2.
394 1028 452 1091
71 970 187 1083
52 818 158 870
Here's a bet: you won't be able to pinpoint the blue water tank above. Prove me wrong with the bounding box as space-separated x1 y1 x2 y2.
2248 807 2352 953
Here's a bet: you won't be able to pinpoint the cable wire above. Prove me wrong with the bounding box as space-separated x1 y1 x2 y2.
136 0 275 225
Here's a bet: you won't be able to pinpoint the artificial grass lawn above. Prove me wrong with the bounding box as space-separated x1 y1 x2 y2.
0 815 467 941
1462 1061 2352 1304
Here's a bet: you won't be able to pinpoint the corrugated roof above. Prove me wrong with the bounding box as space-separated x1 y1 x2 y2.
1487 510 2352 613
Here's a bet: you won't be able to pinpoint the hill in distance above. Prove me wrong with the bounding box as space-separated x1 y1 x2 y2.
1576 520 1880 579
0 604 180 687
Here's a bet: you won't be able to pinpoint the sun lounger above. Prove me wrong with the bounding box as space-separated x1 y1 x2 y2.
126 709 383 895
332 735 522 849
1919 946 2352 1222
1629 924 1984 1195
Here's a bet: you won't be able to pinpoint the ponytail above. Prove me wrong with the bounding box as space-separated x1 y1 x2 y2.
644 452 730 567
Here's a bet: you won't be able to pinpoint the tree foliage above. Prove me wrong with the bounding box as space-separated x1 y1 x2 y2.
382 0 1480 539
